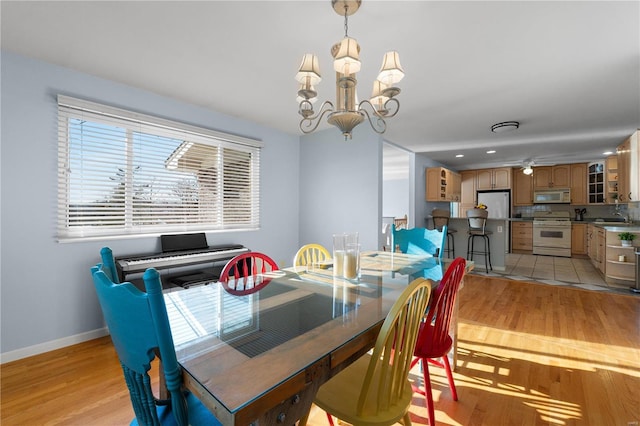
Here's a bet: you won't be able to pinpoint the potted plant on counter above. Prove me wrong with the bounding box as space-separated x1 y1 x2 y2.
618 232 636 247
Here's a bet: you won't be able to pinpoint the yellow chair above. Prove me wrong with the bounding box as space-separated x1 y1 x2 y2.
300 278 433 426
293 243 331 267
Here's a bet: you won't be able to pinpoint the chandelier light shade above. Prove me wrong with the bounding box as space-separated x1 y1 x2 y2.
333 37 361 74
295 0 404 139
377 51 405 85
296 54 322 86
370 80 390 114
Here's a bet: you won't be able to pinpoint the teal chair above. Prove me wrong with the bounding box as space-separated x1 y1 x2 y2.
100 246 120 283
92 248 221 426
392 224 447 258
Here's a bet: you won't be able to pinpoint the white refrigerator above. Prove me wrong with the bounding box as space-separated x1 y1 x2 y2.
477 191 510 219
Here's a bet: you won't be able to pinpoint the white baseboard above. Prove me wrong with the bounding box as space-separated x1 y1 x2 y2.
1 328 109 364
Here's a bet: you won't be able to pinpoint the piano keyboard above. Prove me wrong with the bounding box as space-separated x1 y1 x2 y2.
117 247 250 273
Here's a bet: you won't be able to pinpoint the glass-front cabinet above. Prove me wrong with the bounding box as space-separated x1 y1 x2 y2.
588 162 604 204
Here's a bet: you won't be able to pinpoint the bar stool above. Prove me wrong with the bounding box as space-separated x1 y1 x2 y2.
431 208 456 258
466 208 492 273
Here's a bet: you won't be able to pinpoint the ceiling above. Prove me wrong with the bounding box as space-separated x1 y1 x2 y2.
2 1 639 171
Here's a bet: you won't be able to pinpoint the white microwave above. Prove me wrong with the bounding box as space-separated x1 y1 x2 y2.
533 188 571 204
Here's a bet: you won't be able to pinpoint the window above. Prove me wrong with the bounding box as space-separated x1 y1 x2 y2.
57 95 262 240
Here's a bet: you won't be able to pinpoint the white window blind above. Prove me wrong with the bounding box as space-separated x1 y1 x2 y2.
57 95 262 240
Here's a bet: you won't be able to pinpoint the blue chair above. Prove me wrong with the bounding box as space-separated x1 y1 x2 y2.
100 246 120 283
91 248 222 426
392 224 447 258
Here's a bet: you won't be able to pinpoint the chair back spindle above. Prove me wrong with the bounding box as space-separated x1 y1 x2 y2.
293 243 331 267
220 252 279 295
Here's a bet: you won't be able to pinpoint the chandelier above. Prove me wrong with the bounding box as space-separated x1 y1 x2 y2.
295 0 405 140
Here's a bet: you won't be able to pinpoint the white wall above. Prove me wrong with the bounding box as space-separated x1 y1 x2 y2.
0 51 301 360
298 127 383 253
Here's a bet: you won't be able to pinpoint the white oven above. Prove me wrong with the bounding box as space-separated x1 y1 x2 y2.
533 189 571 204
532 211 571 257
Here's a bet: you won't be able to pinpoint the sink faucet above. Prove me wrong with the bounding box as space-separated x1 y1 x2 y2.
615 210 632 224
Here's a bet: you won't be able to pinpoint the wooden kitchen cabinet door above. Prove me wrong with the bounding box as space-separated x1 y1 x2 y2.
533 167 552 189
460 170 476 205
571 223 587 256
476 168 511 190
492 168 511 189
552 165 571 188
570 163 587 205
534 165 570 188
513 169 533 206
476 169 494 190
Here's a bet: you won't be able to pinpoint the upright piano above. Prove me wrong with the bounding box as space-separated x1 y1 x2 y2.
115 233 249 287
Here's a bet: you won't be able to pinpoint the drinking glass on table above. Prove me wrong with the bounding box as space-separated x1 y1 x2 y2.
333 234 346 277
343 243 361 280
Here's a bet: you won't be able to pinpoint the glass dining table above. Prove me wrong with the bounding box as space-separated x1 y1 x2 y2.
163 251 473 425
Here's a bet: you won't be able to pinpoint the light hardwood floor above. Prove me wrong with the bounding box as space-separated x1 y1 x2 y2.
2 275 639 425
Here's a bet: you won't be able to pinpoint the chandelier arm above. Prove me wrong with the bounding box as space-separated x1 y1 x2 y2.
358 100 387 135
382 97 400 118
299 101 335 134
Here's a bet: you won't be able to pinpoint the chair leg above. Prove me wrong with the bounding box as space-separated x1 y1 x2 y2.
403 411 413 425
449 233 455 257
325 412 335 426
483 235 492 272
442 355 458 401
421 358 436 426
298 410 310 426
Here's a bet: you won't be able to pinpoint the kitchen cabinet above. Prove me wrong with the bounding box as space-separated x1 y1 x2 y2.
448 171 461 202
513 168 533 206
571 223 587 256
534 165 570 189
459 170 477 217
476 167 511 190
511 221 532 252
606 155 618 204
617 130 639 203
587 162 605 204
570 163 587 205
426 167 461 202
587 224 605 272
594 227 605 273
604 230 638 285
587 224 595 263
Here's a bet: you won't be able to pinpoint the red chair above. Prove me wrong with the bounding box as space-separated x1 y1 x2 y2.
411 257 466 426
219 252 279 295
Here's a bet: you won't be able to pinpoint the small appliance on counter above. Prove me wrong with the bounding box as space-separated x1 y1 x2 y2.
574 208 586 221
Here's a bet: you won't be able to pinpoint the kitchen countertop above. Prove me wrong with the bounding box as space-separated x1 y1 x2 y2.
450 216 639 230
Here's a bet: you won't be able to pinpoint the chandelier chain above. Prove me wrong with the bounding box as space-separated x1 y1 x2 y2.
343 5 349 37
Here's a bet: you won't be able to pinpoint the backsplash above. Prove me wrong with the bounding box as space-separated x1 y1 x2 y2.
514 201 639 222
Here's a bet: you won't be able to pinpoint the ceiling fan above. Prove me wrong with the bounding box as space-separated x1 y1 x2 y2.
522 160 535 175
502 159 558 175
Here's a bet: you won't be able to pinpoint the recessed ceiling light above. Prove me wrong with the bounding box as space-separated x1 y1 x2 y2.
491 121 520 133
486 150 496 154
603 151 613 155
455 154 464 158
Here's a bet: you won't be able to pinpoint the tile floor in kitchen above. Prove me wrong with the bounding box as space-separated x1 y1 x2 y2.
471 253 639 296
